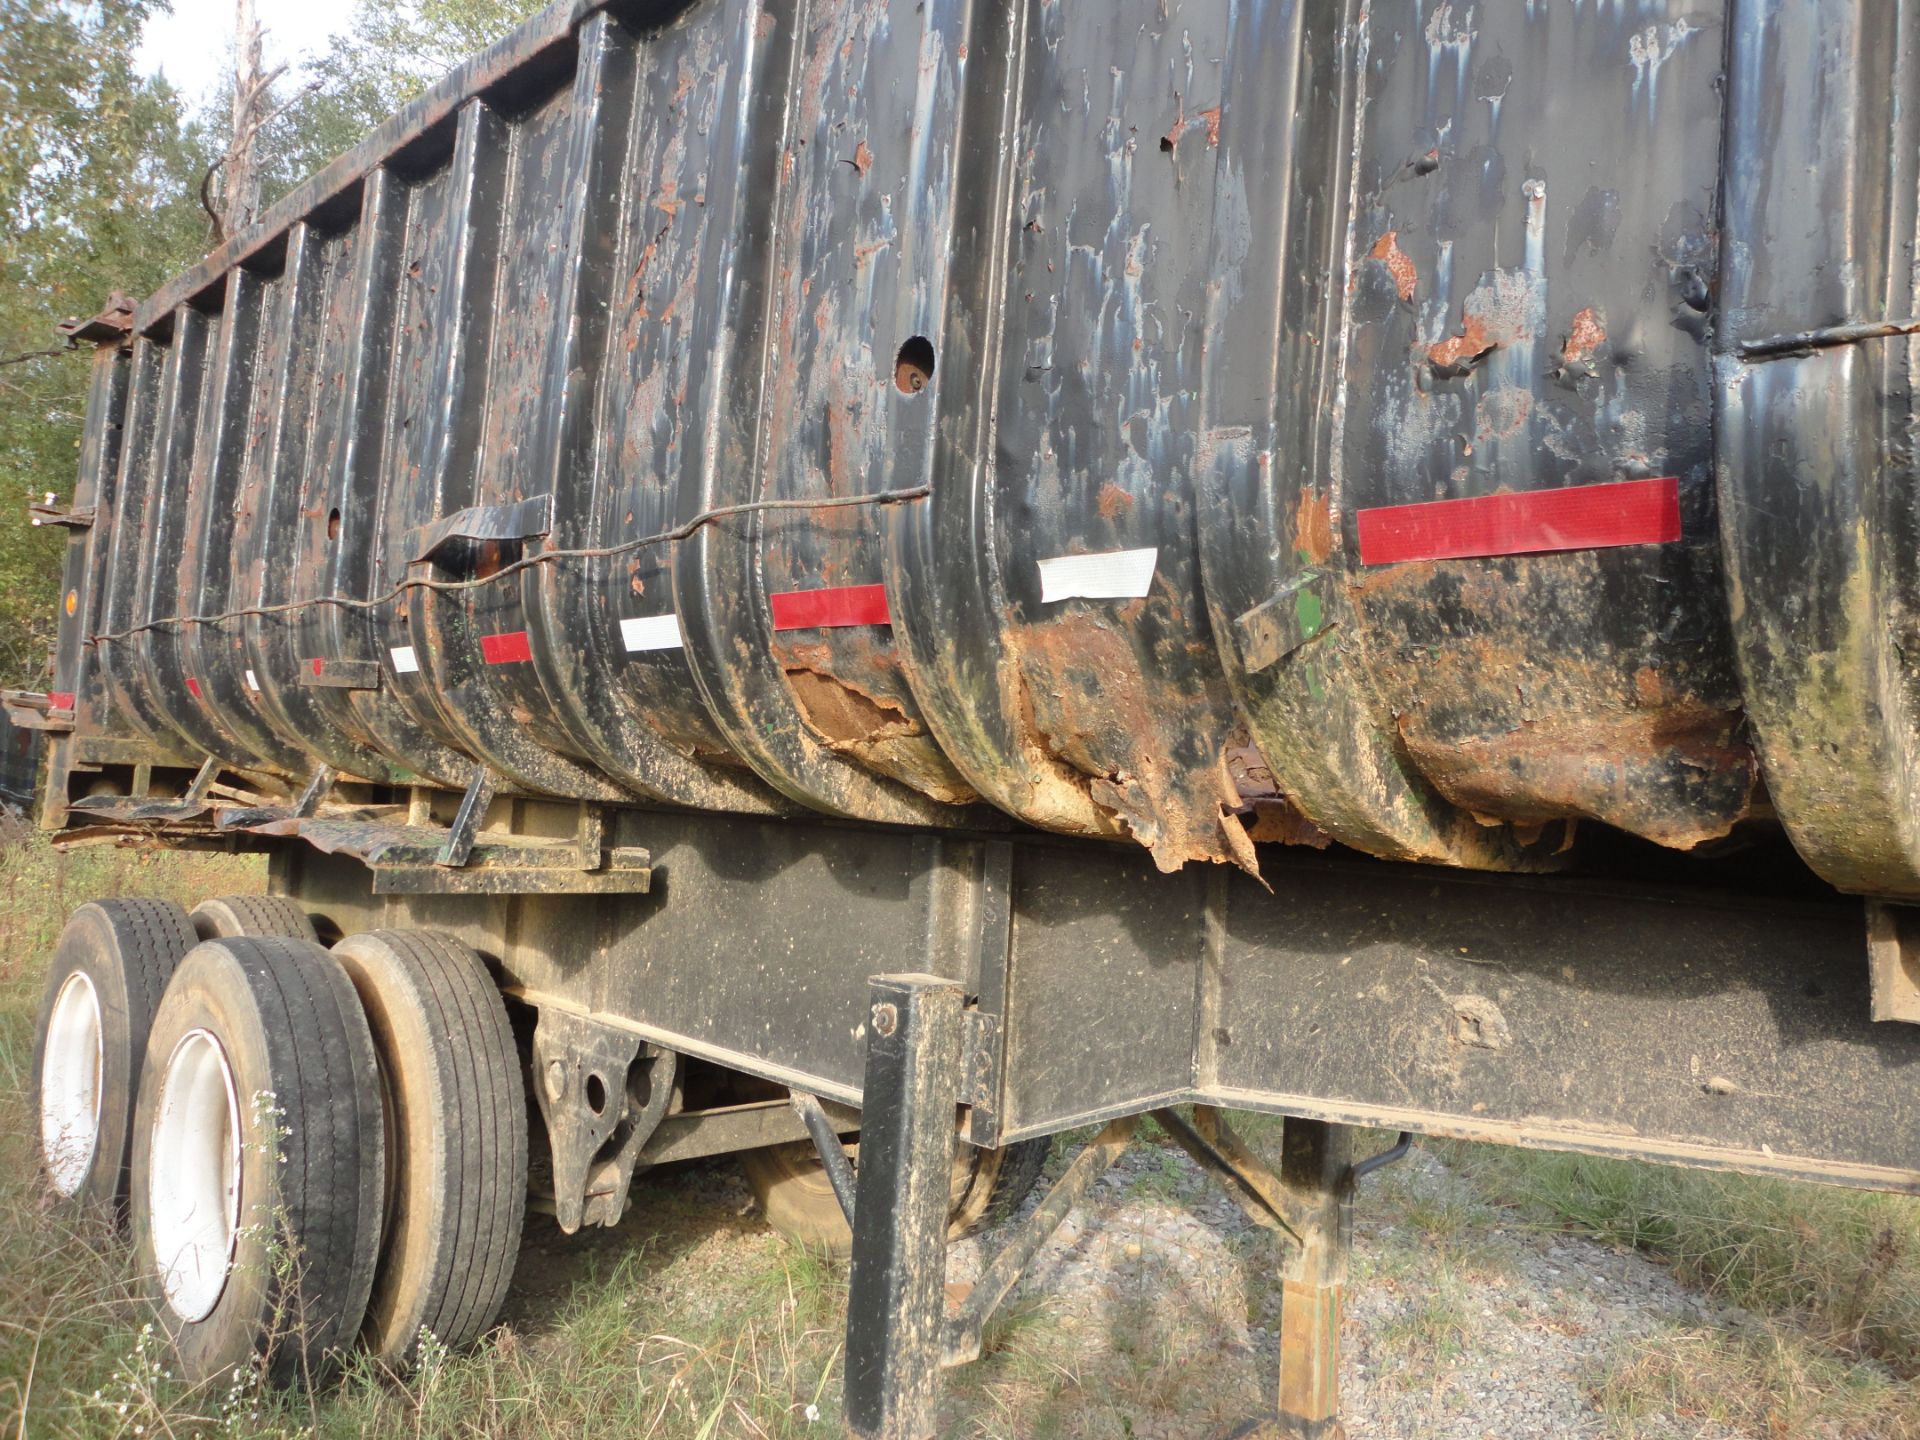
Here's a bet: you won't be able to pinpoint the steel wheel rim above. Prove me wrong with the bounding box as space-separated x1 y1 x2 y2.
148 1028 243 1323
40 971 103 1196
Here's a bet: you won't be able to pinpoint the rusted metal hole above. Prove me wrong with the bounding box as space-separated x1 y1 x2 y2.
894 335 935 395
585 1072 607 1116
472 539 511 580
327 508 341 542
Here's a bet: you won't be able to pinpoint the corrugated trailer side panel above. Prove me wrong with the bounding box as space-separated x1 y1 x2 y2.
57 0 1920 900
1716 1 1920 898
532 2 790 814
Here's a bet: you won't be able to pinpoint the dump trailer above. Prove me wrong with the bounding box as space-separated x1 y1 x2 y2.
14 0 1920 1432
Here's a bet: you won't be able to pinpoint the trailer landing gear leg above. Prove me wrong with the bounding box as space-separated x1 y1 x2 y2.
843 975 965 1440
1275 1118 1353 1440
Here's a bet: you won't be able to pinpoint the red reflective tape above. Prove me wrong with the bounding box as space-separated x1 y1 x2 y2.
480 630 533 665
48 692 74 711
770 583 891 631
310 657 326 676
185 677 202 699
1356 476 1681 567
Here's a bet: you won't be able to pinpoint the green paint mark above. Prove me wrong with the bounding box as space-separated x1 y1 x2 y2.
1303 663 1326 702
1295 587 1324 641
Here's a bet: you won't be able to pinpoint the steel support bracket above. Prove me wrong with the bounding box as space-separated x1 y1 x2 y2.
845 975 967 1440
1 690 75 733
299 658 383 690
437 764 497 867
67 754 221 822
790 1089 860 1225
942 1116 1140 1367
530 1007 676 1232
29 499 94 530
1866 901 1920 1024
959 1009 1002 1110
1234 570 1332 674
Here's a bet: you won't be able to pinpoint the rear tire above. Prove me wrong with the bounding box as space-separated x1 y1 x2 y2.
190 896 316 942
131 937 386 1385
743 1133 1051 1258
330 930 528 1364
30 899 198 1208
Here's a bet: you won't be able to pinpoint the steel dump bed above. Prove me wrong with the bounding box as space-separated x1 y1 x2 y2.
28 0 1920 898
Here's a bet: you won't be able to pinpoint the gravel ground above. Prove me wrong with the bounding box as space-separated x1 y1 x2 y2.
946 1138 1749 1439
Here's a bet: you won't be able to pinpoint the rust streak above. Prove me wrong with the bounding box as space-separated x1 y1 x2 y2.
1367 230 1418 304
1562 305 1607 365
1428 314 1496 375
1294 489 1334 564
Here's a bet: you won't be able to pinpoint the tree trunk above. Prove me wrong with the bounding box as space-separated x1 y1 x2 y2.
223 0 264 237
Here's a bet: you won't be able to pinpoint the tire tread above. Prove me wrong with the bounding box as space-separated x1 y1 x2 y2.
337 930 525 1359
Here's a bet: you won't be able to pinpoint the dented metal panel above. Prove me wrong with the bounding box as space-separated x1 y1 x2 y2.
49 0 1920 899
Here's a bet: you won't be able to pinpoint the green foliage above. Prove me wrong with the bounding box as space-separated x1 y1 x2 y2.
258 0 548 204
0 0 543 689
0 1 213 686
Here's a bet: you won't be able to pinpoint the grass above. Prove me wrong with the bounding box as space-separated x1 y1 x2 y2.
1447 1144 1920 1437
4 835 1920 1437
0 829 852 1436
1452 1146 1920 1368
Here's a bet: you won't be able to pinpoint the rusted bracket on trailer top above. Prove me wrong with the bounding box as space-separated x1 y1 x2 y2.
28 496 93 530
1233 570 1333 675
56 293 134 346
409 493 553 563
298 658 382 691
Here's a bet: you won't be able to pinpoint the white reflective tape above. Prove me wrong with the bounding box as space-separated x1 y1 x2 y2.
390 645 420 674
244 669 260 692
1037 546 1159 603
620 614 683 652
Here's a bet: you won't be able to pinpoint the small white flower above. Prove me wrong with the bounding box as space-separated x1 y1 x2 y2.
805 1403 820 1423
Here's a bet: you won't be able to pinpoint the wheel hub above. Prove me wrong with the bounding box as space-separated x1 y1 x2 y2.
148 1028 243 1323
39 971 103 1196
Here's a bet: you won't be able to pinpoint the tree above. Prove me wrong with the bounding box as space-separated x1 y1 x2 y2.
0 0 209 687
259 0 545 195
202 0 278 243
0 0 547 689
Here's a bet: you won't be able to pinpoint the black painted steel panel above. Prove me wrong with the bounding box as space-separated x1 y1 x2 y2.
55 0 1920 899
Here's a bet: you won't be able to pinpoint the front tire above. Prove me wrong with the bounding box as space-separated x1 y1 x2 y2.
30 899 198 1208
131 937 386 1385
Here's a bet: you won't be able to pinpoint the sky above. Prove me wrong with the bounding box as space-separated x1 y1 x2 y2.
135 0 356 106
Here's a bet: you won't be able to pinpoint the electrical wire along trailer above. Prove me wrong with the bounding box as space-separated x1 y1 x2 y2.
14 0 1920 1433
